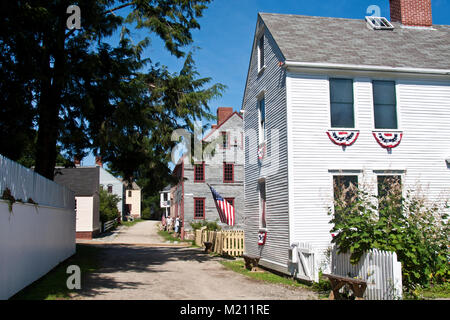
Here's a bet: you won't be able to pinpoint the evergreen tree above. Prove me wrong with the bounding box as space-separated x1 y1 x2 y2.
0 0 224 183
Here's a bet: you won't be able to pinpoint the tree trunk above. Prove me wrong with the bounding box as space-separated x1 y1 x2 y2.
34 15 66 181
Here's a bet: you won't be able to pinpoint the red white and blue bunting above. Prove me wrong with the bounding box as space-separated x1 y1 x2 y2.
373 131 403 149
326 130 360 147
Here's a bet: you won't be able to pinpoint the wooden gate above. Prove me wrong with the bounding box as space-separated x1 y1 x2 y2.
290 242 317 282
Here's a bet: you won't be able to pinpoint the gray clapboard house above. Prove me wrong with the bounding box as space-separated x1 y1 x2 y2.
171 107 244 239
242 0 450 282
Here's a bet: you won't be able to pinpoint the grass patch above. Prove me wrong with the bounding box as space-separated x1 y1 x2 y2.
157 229 195 246
220 259 332 299
10 244 102 300
414 283 450 300
121 218 144 228
220 259 308 288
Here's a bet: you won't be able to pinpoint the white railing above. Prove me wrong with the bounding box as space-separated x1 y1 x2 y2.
331 247 403 300
103 219 116 233
0 155 74 210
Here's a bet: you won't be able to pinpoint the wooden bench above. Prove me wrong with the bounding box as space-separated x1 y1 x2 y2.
322 274 367 300
243 254 260 272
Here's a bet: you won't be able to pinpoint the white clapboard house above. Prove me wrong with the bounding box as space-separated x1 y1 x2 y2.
241 0 450 281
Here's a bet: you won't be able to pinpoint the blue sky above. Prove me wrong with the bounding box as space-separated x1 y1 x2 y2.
82 0 450 166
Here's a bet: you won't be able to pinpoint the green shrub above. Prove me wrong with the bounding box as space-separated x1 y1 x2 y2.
329 178 449 295
141 207 152 220
99 188 120 223
190 219 222 231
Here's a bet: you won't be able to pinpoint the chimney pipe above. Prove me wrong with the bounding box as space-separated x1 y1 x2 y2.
217 107 234 126
389 0 432 27
95 156 103 168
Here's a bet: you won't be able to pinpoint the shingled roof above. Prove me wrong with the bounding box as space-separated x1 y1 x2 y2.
54 167 99 196
259 13 450 70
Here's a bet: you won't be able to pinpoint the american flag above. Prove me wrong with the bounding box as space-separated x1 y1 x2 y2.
207 184 235 226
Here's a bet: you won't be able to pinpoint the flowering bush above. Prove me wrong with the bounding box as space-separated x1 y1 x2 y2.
329 178 449 294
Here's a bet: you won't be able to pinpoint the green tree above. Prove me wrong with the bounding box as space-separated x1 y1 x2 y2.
99 188 121 223
0 0 224 182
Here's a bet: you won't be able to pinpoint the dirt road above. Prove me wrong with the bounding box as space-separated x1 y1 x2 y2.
73 221 318 300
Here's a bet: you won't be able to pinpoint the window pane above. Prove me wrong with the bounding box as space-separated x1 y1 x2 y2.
259 36 264 68
259 98 266 141
373 81 396 105
330 79 354 128
194 163 204 181
373 81 397 129
374 104 398 129
331 103 355 128
224 163 234 182
330 79 353 104
194 199 205 218
377 176 402 216
259 99 265 122
259 181 266 228
222 132 228 149
333 176 358 206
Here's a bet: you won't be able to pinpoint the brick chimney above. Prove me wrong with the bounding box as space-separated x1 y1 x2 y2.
95 156 103 167
390 0 432 27
217 107 234 126
74 157 81 167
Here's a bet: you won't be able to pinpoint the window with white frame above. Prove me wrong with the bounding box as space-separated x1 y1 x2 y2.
333 175 358 216
257 34 264 71
259 180 266 229
330 78 355 128
377 175 402 216
373 80 398 129
258 97 266 143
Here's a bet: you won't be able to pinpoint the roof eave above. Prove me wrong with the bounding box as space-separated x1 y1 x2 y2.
283 61 450 77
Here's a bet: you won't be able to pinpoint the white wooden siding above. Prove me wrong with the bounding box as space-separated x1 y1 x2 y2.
287 72 450 271
243 17 289 268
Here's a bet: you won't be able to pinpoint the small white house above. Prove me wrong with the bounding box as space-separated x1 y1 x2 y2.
242 0 450 281
54 166 101 239
160 185 171 218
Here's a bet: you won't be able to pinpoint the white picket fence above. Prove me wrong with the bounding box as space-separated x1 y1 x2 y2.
0 155 74 210
331 247 403 300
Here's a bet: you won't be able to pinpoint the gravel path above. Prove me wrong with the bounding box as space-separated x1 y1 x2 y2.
109 220 167 244
73 221 318 300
